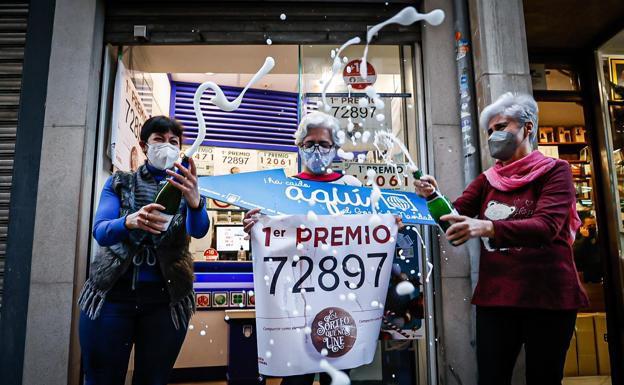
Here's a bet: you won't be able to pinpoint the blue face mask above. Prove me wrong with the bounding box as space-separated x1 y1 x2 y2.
299 147 337 174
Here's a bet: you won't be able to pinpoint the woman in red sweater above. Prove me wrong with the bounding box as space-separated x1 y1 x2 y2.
415 93 588 385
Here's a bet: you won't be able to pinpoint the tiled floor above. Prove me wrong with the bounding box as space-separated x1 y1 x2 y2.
562 376 612 385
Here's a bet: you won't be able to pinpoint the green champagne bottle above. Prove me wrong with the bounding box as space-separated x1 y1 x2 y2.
413 169 460 235
154 155 190 228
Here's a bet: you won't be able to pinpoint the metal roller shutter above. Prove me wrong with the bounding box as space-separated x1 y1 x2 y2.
172 81 299 151
104 1 421 45
0 2 27 306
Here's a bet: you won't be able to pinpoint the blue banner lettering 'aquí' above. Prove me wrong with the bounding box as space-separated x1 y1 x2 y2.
197 169 434 225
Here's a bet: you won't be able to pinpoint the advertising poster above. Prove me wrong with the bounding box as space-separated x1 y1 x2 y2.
251 214 398 376
332 162 415 191
110 60 148 171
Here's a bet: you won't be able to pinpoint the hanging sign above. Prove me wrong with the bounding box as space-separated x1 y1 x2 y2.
332 162 415 191
343 60 377 90
251 214 398 375
110 60 148 171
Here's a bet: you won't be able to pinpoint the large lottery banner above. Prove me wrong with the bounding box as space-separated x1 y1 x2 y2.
251 214 398 376
197 169 434 225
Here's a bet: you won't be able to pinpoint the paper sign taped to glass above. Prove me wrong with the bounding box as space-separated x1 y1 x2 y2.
251 214 398 376
197 168 434 225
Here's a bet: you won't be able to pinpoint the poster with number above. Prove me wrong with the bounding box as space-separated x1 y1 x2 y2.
110 60 148 171
213 147 258 175
182 145 215 176
251 214 398 376
259 150 299 176
332 162 415 191
305 95 392 152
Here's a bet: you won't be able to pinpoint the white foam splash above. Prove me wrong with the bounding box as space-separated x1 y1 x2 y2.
358 98 369 108
189 57 275 157
366 168 377 185
425 260 434 283
336 130 346 144
396 281 416 295
320 359 351 385
200 330 206 336
373 131 419 172
370 184 381 210
360 7 445 79
375 113 385 122
280 13 286 20
347 119 355 132
371 300 379 307
320 37 362 113
307 210 318 221
337 148 355 160
347 293 357 301
266 38 273 45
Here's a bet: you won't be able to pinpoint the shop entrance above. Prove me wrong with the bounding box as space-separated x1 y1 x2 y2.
93 42 434 384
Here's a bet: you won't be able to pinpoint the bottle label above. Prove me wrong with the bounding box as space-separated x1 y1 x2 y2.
160 213 174 230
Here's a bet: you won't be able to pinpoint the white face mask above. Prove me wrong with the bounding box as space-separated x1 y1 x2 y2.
146 143 179 170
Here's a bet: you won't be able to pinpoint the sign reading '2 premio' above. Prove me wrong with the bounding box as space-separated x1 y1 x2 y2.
251 214 398 376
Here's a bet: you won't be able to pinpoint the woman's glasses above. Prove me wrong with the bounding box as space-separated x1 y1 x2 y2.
300 141 334 154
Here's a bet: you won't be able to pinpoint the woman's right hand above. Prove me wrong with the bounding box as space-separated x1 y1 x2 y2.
243 208 262 233
413 175 438 198
125 203 169 234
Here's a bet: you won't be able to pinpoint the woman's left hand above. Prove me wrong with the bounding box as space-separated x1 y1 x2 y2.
440 214 495 246
166 157 201 209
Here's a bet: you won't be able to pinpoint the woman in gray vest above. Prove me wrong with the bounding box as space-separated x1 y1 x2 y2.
78 116 209 385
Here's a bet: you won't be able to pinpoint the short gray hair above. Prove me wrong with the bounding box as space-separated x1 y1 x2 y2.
479 92 539 142
294 111 342 146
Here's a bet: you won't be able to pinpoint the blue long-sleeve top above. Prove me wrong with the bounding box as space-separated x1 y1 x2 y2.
93 164 208 282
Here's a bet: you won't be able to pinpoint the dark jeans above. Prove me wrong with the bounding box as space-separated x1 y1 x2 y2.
79 297 187 385
476 306 577 385
281 370 350 385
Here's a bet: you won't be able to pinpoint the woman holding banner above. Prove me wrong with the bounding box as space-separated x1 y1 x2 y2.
78 116 209 385
415 93 588 385
244 111 360 385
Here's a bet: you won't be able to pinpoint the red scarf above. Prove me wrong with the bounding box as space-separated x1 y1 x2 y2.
484 150 581 244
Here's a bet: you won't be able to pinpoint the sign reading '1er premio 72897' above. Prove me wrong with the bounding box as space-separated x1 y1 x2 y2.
251 214 398 376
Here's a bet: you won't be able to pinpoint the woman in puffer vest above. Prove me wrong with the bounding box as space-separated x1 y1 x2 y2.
78 116 209 385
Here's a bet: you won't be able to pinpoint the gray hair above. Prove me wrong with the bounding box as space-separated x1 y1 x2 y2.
479 92 539 142
294 111 342 146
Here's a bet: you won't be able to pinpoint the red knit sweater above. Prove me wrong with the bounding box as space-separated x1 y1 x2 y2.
454 159 589 310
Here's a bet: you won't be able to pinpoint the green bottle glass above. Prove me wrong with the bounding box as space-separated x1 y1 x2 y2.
413 169 459 234
154 155 190 228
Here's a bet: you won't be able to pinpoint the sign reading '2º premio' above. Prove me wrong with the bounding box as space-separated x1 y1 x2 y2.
251 214 398 376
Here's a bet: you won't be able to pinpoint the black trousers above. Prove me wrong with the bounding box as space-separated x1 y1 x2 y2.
281 370 350 385
476 306 577 385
